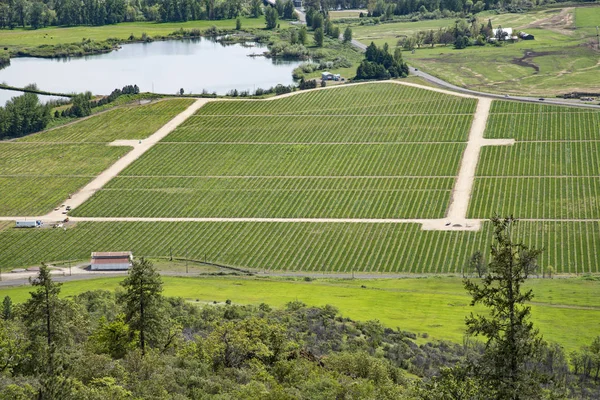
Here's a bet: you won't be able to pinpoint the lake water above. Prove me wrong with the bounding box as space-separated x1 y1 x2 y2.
0 38 302 106
0 89 69 107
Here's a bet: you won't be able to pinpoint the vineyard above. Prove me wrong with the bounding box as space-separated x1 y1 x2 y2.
74 83 473 219
17 99 194 143
1 220 599 274
0 99 192 216
469 101 600 219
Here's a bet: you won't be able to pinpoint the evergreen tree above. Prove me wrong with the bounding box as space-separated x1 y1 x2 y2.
120 258 163 355
298 25 307 44
264 6 278 29
1 296 12 320
314 27 324 47
464 216 545 399
343 26 352 43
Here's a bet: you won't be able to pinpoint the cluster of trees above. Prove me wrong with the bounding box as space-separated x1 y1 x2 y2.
1 218 600 398
0 87 51 140
0 0 294 28
58 84 140 118
356 42 408 80
399 18 503 50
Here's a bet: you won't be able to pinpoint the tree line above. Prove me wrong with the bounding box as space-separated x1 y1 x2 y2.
0 86 51 140
356 42 408 80
1 217 599 398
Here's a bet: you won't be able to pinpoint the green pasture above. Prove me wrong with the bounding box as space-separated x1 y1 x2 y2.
2 220 600 274
329 10 367 19
0 275 598 353
0 99 191 216
350 7 600 95
0 17 272 48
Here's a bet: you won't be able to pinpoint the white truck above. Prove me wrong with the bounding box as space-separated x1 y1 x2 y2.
15 220 42 228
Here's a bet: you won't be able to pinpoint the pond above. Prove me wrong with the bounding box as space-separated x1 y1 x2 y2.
0 38 303 106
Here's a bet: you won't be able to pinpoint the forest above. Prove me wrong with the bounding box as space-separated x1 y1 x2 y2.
1 218 600 399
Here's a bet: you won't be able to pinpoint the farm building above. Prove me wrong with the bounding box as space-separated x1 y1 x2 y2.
90 252 133 270
520 32 535 40
492 27 513 40
321 71 341 81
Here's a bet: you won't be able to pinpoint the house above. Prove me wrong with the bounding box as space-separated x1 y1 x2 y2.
519 32 535 40
293 0 301 7
90 251 133 270
492 27 513 40
321 71 341 81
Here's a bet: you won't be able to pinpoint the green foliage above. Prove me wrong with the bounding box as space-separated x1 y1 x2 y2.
88 314 138 359
235 17 241 30
343 26 352 42
298 25 307 44
313 27 324 47
356 42 409 80
119 258 163 354
265 7 278 29
0 88 51 140
464 216 545 398
2 296 12 320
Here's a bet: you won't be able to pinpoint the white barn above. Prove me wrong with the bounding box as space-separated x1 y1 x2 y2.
90 252 133 270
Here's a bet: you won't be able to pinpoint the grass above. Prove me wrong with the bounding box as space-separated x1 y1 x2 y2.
2 220 600 274
0 275 598 353
349 7 600 95
0 99 192 215
0 18 272 48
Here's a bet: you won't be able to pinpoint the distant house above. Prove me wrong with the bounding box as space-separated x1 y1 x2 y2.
492 27 513 41
90 252 133 270
520 32 535 40
293 0 301 7
321 71 341 81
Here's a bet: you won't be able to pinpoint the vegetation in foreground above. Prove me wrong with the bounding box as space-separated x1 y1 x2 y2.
1 218 599 398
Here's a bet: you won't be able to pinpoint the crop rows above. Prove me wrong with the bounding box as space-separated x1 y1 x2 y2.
476 142 600 176
0 177 90 216
1 221 599 274
0 143 129 176
485 112 600 140
121 143 466 177
469 177 600 219
18 99 194 143
168 114 473 143
490 100 597 114
73 177 455 218
198 84 477 116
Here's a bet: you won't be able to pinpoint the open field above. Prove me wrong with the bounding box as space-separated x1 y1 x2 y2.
73 84 473 218
0 275 598 353
0 17 272 48
349 7 600 95
469 100 600 219
2 220 600 274
0 98 192 215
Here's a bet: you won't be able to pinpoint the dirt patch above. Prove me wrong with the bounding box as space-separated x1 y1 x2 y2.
511 50 556 73
524 7 575 35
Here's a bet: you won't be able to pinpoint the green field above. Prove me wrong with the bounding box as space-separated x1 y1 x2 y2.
469 100 600 219
0 99 192 216
73 84 473 219
349 7 600 95
0 275 598 353
2 220 600 274
0 17 272 48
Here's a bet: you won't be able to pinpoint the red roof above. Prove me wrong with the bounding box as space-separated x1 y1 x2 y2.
91 252 132 258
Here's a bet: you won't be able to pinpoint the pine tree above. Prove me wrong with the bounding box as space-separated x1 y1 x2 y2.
120 258 163 355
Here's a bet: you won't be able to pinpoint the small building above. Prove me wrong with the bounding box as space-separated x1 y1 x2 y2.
90 252 133 271
321 71 341 81
15 220 42 228
293 0 301 7
519 32 535 40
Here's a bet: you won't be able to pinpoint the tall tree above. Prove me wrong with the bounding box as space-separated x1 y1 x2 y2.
343 26 352 43
314 27 324 47
120 258 163 355
464 216 545 399
2 296 12 320
264 6 278 29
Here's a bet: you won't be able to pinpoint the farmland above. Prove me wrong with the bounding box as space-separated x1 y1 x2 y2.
0 99 192 216
0 274 599 353
469 101 600 219
2 220 600 275
73 84 474 219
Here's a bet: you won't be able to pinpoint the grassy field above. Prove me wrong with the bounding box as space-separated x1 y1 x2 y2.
0 275 598 353
0 98 192 216
0 18 272 48
2 220 600 274
73 83 473 219
468 99 600 219
348 7 600 95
